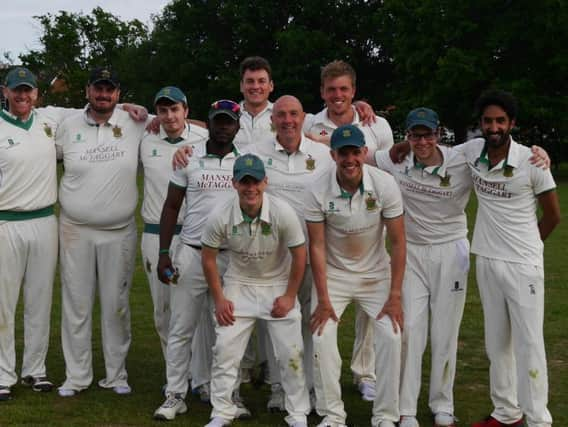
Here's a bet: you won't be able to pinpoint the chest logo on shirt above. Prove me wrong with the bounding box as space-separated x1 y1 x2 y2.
73 133 86 143
2 138 20 149
439 174 451 187
305 155 315 171
151 148 162 157
43 123 53 138
365 192 378 211
326 201 340 213
261 222 272 236
112 125 123 139
267 158 273 166
503 165 514 177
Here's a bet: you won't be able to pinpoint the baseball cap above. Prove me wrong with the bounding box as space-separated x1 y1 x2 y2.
233 154 266 182
405 107 439 131
4 67 37 89
330 124 366 150
154 86 187 105
208 99 240 121
88 67 120 87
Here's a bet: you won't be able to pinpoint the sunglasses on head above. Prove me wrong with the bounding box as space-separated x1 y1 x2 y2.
211 99 240 113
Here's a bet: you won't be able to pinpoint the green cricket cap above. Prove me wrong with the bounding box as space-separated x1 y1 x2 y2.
4 67 37 89
154 86 187 105
233 154 266 182
405 107 439 131
330 124 366 150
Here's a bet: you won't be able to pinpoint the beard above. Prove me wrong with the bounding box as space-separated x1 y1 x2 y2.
483 130 510 148
90 98 117 115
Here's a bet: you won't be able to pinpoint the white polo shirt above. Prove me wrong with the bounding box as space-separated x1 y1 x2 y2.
233 101 275 148
457 138 556 266
375 145 472 245
0 108 60 212
170 141 240 246
201 193 305 286
304 164 404 278
56 107 146 229
303 107 394 153
140 124 208 225
254 134 332 228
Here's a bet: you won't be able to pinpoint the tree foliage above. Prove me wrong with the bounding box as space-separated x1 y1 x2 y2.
18 0 568 156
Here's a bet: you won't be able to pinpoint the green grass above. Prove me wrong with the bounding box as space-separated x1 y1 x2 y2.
2 175 567 426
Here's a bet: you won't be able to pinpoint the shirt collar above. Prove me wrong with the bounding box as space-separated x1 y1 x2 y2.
239 100 273 118
314 106 360 129
83 104 120 127
0 108 35 130
330 164 369 198
478 137 519 170
159 123 190 143
273 133 309 154
410 146 448 178
232 192 271 225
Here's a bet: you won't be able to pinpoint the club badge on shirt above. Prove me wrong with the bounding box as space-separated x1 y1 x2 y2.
503 165 514 177
261 222 272 236
43 123 53 138
112 125 123 139
305 155 315 171
365 192 378 211
440 174 451 187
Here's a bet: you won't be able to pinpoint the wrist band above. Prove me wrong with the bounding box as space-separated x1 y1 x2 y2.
159 248 170 255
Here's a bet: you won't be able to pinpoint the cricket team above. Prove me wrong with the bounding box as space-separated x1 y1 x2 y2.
0 56 560 427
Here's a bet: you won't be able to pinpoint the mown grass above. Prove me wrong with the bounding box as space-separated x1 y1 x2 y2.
1 174 567 426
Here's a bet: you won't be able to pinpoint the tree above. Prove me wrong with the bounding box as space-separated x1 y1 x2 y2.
20 8 149 107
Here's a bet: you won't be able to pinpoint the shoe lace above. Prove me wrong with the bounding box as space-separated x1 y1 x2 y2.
163 394 182 408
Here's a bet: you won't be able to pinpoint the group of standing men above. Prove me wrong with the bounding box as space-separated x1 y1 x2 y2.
0 54 560 427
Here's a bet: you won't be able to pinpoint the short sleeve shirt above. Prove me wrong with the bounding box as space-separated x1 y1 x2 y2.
304 165 404 277
201 193 305 286
375 145 472 244
457 138 556 266
233 101 275 148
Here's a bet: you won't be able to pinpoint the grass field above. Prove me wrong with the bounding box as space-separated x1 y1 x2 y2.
1 175 567 427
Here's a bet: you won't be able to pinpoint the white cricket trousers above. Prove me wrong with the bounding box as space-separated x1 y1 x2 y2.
257 265 315 389
210 283 310 425
0 215 57 387
399 238 469 417
165 244 228 396
59 214 137 391
312 271 401 426
351 306 376 384
477 256 552 427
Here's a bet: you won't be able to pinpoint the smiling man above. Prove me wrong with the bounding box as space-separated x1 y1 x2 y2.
201 153 310 427
56 66 149 398
0 67 60 401
305 124 406 427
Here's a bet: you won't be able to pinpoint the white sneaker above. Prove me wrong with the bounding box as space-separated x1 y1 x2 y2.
240 367 252 384
231 389 251 419
57 388 79 397
113 384 132 395
377 421 396 427
316 418 347 427
399 416 420 427
204 417 231 427
267 382 285 412
0 385 12 401
153 393 188 421
434 412 456 426
289 422 308 427
358 380 376 401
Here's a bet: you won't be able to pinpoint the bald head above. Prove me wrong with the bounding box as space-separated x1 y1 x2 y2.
271 95 305 152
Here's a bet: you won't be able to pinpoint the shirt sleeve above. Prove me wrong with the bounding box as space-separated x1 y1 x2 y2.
200 207 227 249
169 165 188 188
530 164 556 195
380 173 404 219
277 201 306 247
303 184 325 223
374 150 394 173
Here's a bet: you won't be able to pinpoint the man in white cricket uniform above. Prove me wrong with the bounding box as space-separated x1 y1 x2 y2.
140 87 208 361
305 124 406 427
374 108 472 427
153 100 244 421
233 56 275 150
56 67 147 396
303 60 394 400
464 91 560 427
202 153 310 427
254 95 332 411
0 67 65 400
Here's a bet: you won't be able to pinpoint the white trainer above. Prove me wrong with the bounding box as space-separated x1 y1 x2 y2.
113 384 132 395
358 380 376 401
377 421 396 427
267 382 285 412
316 418 347 427
153 393 188 421
204 416 231 427
231 389 251 419
399 416 420 427
289 422 308 427
57 388 79 397
434 412 456 427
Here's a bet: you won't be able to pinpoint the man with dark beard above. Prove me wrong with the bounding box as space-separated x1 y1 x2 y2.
55 67 149 397
461 90 560 427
